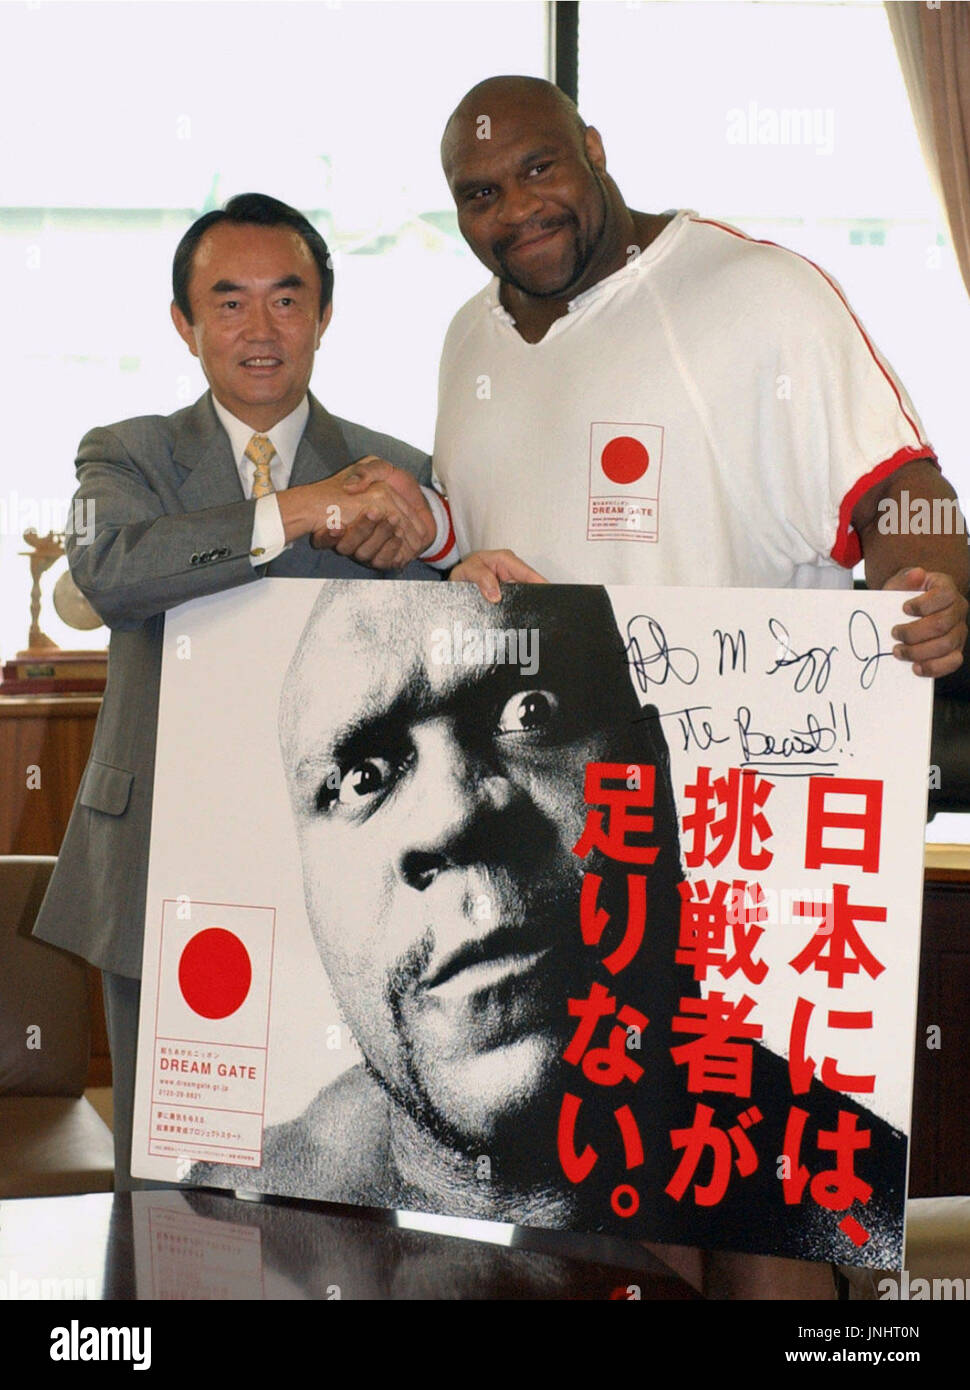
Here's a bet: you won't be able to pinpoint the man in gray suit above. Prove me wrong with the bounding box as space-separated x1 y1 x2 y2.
32 192 453 1188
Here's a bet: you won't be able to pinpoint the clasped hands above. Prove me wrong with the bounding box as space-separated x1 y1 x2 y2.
289 456 436 570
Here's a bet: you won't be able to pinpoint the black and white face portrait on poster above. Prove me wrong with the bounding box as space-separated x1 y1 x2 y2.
133 578 931 1268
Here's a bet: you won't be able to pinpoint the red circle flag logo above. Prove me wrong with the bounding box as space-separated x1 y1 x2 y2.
178 927 252 1019
601 436 650 486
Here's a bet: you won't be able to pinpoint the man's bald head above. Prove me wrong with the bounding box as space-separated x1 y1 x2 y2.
441 75 588 179
438 74 636 307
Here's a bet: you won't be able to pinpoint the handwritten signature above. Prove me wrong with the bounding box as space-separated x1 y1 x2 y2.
848 608 895 689
735 701 848 762
625 615 699 691
651 700 850 765
765 618 836 694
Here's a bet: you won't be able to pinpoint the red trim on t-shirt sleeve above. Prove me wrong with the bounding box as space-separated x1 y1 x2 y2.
830 445 939 568
424 499 457 565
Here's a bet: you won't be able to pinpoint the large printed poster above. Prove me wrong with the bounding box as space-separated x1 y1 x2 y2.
132 579 932 1267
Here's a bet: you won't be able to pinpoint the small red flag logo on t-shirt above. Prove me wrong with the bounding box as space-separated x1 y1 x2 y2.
588 421 664 542
601 435 651 485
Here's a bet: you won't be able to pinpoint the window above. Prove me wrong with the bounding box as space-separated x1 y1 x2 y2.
0 0 545 657
579 0 970 547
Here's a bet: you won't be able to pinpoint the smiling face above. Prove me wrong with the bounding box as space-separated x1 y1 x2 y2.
442 84 613 301
280 584 658 1152
171 221 329 431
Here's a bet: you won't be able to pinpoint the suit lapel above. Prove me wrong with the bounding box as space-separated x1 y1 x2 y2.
173 393 247 510
171 392 350 505
289 394 353 487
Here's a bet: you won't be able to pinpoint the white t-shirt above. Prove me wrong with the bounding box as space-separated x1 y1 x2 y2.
433 210 935 588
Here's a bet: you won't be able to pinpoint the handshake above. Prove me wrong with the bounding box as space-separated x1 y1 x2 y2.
276 455 438 571
277 453 549 597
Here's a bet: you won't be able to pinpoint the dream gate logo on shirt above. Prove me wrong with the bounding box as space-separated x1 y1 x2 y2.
587 422 664 543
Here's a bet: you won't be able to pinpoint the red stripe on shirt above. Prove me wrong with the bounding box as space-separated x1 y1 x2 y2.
424 502 457 565
688 216 926 443
830 444 940 568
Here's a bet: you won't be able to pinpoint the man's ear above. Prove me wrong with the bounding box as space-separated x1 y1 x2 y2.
170 300 199 357
584 126 607 175
316 299 334 348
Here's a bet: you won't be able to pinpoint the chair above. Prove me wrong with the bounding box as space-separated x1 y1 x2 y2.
0 855 114 1197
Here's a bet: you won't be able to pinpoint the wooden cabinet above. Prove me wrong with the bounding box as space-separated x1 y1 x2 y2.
0 694 110 1086
0 695 100 854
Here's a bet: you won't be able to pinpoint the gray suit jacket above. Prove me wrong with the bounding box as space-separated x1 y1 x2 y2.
32 391 439 978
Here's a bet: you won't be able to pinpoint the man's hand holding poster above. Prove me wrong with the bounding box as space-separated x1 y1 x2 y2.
131 579 932 1268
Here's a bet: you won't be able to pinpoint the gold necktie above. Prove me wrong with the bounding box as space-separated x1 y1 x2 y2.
244 433 277 499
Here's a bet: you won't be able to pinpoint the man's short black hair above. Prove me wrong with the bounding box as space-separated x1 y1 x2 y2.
172 192 334 323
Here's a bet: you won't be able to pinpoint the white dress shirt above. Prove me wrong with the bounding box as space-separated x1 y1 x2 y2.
211 395 306 566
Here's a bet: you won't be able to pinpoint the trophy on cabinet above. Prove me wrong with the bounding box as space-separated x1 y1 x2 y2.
1 530 107 693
